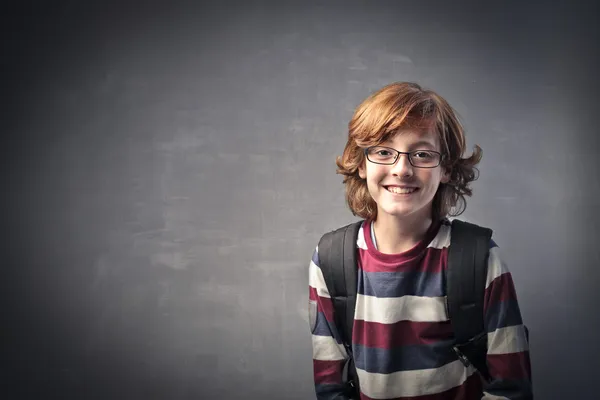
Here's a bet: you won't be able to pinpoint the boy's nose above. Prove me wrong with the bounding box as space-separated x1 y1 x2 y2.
391 154 414 177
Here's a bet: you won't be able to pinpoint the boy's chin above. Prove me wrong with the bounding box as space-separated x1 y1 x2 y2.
378 206 414 218
377 202 431 220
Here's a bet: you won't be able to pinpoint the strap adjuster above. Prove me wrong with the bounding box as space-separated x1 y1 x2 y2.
452 345 472 367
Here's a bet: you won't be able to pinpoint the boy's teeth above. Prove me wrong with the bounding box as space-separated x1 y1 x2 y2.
387 187 416 194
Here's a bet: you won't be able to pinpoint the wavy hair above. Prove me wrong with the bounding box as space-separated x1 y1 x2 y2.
335 82 482 221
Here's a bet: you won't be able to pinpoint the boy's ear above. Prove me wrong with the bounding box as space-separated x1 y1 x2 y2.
358 162 366 179
440 166 451 184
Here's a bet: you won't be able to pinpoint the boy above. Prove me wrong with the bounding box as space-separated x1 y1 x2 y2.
308 82 532 399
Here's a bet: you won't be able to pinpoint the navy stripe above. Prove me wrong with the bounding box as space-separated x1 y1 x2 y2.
485 299 523 332
313 311 338 338
312 311 345 345
490 238 498 249
484 379 533 398
312 311 332 337
353 340 457 373
312 248 320 266
358 269 444 298
315 383 348 400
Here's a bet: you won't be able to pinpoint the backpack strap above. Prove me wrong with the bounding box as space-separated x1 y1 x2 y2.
317 220 363 396
447 219 493 381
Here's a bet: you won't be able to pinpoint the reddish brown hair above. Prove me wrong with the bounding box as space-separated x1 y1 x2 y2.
335 82 482 221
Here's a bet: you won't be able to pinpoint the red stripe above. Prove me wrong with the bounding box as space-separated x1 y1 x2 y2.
420 246 448 274
309 286 319 301
359 371 483 399
358 246 447 273
313 359 344 385
484 273 517 313
488 351 532 381
353 319 453 348
309 286 335 323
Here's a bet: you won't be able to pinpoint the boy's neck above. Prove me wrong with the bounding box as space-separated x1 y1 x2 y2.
372 211 434 254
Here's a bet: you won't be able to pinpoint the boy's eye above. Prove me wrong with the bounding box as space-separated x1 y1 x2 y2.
377 150 393 156
413 151 433 158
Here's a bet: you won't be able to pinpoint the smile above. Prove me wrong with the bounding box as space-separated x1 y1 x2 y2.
385 186 419 195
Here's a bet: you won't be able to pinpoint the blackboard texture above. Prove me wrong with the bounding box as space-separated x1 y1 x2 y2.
2 1 599 399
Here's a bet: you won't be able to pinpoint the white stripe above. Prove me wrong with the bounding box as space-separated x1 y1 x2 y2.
427 222 451 249
486 246 509 289
308 256 331 298
355 294 449 324
488 324 529 355
357 225 368 250
311 334 348 361
357 360 477 399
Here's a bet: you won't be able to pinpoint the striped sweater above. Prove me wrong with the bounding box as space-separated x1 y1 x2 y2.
308 218 532 400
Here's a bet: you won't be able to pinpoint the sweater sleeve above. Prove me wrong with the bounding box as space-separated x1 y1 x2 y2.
481 240 533 400
308 246 352 400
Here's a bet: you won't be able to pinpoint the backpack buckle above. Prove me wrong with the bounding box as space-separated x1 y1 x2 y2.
452 330 487 368
452 345 472 367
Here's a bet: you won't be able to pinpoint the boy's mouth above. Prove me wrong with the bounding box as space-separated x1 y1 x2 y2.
384 185 419 194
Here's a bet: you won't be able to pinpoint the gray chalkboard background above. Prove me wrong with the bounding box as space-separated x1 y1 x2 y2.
3 1 599 399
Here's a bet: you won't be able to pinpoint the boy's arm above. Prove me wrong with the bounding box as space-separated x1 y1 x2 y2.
308 246 352 400
481 242 533 400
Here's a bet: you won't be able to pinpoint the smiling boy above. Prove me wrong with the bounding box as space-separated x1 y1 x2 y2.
308 82 532 399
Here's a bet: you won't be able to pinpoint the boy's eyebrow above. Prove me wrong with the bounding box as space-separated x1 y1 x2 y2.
379 139 438 150
408 140 436 149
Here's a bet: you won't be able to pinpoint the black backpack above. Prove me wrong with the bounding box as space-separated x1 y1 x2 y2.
317 219 493 397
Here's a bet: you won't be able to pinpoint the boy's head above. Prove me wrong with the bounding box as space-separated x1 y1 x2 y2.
336 82 482 222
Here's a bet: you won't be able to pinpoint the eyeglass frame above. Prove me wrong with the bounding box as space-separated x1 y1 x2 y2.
363 146 445 168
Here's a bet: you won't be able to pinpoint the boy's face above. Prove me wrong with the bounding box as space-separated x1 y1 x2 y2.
358 127 450 222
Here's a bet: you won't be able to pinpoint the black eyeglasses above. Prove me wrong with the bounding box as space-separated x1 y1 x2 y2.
364 146 444 168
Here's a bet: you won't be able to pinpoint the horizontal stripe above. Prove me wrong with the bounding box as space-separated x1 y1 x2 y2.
312 311 336 337
309 288 335 323
481 379 533 399
488 352 532 381
419 247 447 274
315 383 349 400
360 372 483 400
312 334 348 361
357 359 477 399
309 286 319 301
308 291 347 345
308 258 331 299
484 273 517 313
358 268 444 298
355 293 448 324
358 247 445 274
488 325 529 355
353 319 453 348
354 340 457 373
485 299 523 333
486 246 508 289
313 359 344 385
